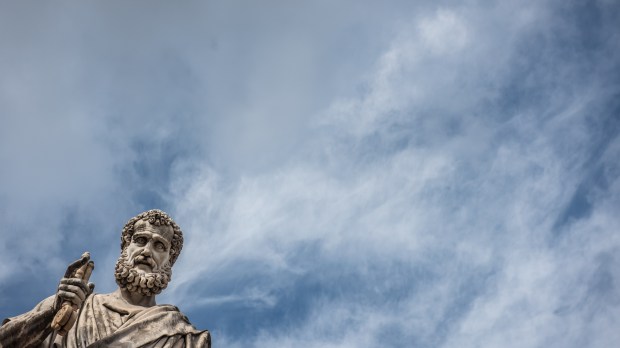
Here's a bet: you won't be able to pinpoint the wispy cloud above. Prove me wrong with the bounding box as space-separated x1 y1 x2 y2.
164 2 620 347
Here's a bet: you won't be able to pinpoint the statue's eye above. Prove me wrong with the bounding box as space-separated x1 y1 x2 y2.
134 237 147 245
155 242 166 251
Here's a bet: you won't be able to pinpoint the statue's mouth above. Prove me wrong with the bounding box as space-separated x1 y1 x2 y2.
133 256 156 270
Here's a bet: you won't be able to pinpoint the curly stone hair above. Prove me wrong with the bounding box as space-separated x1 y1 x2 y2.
120 209 184 266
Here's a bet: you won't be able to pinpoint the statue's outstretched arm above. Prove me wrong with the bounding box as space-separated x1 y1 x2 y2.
0 302 56 348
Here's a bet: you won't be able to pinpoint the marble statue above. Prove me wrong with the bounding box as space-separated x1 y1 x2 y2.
0 209 211 348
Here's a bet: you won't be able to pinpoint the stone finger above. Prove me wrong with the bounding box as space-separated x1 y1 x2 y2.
64 254 90 278
58 284 86 302
60 278 89 293
58 290 82 307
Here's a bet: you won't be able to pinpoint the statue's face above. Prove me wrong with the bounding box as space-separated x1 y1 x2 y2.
125 220 173 273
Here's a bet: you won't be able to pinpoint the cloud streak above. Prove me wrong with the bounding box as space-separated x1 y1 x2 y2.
165 2 620 347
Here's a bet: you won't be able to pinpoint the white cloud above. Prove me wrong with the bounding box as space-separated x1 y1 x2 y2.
418 9 469 55
163 1 620 347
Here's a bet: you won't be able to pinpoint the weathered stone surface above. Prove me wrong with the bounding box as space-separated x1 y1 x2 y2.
0 209 211 348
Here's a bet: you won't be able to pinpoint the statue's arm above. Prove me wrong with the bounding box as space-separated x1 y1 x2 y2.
0 296 57 348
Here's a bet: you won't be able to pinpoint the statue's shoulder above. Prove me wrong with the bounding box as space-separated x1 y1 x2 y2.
156 303 182 311
153 303 191 322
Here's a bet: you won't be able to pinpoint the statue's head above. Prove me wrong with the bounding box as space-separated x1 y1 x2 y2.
114 209 184 296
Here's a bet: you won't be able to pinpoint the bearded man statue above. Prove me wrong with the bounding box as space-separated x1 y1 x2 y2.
0 209 211 348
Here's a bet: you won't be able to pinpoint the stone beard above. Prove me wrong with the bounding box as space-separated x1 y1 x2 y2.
114 249 172 296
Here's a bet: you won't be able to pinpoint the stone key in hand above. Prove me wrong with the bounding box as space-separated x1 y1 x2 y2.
51 252 95 336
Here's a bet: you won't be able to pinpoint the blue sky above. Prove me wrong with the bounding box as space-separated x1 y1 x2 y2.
0 1 619 347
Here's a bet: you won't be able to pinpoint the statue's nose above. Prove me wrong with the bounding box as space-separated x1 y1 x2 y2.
142 248 152 257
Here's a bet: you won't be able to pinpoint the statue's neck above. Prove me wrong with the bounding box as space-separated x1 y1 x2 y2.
116 288 157 307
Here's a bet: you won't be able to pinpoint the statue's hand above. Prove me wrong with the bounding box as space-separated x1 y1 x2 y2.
56 278 91 310
53 254 95 312
51 253 95 335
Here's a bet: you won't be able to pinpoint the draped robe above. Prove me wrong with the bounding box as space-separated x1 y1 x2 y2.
1 292 210 348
